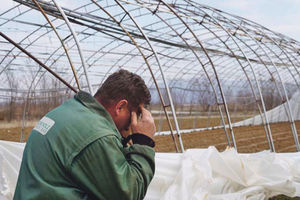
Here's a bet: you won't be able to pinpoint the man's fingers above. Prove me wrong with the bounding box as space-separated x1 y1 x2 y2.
140 106 151 118
131 111 138 125
131 106 156 138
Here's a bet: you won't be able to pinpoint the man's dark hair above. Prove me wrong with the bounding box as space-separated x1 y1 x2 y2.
94 69 151 109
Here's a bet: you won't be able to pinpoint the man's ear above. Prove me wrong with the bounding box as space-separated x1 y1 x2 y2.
115 99 128 115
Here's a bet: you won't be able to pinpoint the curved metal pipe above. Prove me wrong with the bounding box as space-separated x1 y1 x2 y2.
196 2 300 151
32 0 81 90
159 0 237 149
145 9 232 146
91 0 181 152
114 0 185 152
52 0 93 94
253 31 300 151
183 2 275 151
0 32 77 93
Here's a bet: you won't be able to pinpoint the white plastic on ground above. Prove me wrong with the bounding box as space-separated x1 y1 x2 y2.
145 147 300 200
0 140 299 199
155 91 300 136
0 140 24 200
234 91 300 127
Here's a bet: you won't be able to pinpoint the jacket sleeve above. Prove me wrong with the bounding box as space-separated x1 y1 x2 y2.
68 134 155 200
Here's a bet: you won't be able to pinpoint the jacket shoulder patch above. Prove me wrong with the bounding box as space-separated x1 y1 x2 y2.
33 116 55 135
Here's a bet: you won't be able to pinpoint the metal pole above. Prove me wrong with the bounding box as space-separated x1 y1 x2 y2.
32 0 81 90
210 7 300 151
114 0 185 152
52 0 93 94
146 5 232 147
192 8 275 151
0 32 78 93
160 0 237 149
184 3 274 150
91 0 180 151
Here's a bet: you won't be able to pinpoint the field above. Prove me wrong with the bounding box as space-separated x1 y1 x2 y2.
1 118 300 153
152 116 300 153
154 122 300 153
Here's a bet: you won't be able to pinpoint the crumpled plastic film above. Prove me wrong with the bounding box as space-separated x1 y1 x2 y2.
0 140 299 200
145 147 300 200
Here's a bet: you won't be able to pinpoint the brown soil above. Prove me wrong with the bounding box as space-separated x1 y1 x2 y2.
1 120 300 154
0 126 32 142
154 121 300 153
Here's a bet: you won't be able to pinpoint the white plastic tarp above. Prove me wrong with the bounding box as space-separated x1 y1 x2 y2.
0 140 24 200
234 91 300 127
145 148 300 200
0 140 299 199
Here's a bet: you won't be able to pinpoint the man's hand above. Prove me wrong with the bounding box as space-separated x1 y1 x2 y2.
131 106 156 139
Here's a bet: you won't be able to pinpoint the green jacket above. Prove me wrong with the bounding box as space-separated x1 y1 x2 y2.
14 91 155 200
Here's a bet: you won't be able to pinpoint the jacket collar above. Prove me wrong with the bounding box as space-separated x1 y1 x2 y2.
74 90 120 137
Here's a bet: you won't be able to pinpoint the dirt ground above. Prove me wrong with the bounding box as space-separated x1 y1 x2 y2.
154 121 300 153
0 126 33 142
1 120 300 154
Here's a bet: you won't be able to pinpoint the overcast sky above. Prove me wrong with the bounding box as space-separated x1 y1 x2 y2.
1 0 300 41
199 0 300 42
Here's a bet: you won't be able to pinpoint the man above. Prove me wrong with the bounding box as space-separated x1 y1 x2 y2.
14 69 156 200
